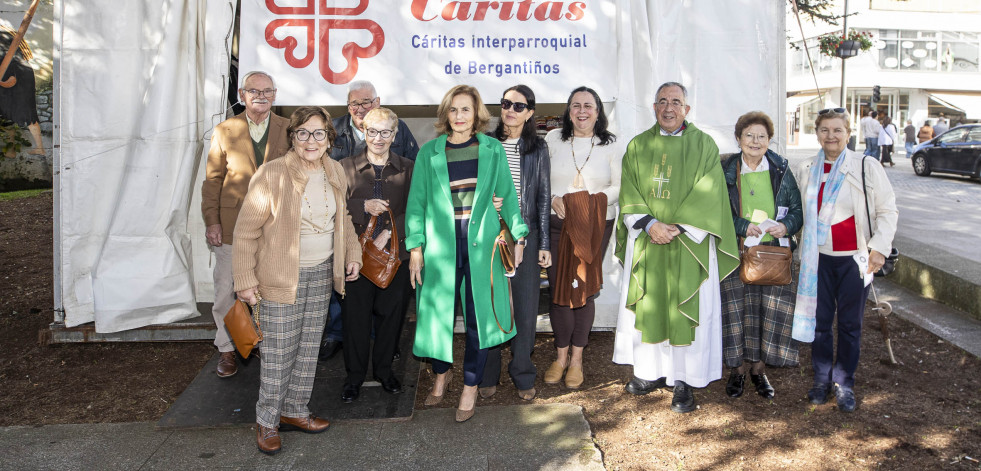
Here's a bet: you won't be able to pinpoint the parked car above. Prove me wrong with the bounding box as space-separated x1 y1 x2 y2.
911 125 981 180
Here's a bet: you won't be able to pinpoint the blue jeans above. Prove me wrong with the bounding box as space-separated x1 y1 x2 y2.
905 141 914 157
864 138 880 159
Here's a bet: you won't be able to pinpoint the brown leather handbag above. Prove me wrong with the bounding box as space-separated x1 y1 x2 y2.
736 163 793 286
223 295 263 358
359 207 401 288
740 244 793 286
490 218 515 334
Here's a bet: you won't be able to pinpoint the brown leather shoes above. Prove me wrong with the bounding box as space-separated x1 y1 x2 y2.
217 351 237 378
280 415 331 434
256 424 281 455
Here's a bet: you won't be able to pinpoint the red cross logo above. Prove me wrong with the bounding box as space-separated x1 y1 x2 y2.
264 0 385 85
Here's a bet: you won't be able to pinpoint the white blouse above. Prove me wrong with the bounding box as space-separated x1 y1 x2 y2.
545 128 622 220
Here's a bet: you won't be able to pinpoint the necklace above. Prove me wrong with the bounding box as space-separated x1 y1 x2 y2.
571 136 595 189
302 164 330 233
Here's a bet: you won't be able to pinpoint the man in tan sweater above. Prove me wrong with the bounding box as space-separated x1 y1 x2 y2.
201 71 290 377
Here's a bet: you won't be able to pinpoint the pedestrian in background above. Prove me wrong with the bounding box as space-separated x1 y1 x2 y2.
903 120 916 158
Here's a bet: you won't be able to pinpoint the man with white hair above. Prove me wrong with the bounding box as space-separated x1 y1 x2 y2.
202 71 290 377
330 80 419 161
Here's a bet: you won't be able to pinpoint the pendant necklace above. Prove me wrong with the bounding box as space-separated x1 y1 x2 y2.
303 164 330 233
571 136 595 189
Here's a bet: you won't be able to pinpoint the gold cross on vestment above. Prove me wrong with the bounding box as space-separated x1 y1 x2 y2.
651 154 672 199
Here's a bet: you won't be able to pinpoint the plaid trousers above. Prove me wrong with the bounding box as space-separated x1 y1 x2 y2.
720 267 799 369
255 258 332 429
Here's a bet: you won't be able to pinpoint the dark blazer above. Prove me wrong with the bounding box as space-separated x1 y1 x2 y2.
499 136 551 252
722 149 803 248
340 150 414 262
331 114 420 162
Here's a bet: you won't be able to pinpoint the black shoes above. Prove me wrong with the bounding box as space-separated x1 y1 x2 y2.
624 376 667 395
725 371 745 398
319 339 343 361
751 373 775 399
671 381 696 413
377 376 403 394
341 383 360 403
807 383 832 405
835 386 857 412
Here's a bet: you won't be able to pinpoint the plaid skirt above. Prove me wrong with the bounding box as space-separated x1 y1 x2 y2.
720 265 799 368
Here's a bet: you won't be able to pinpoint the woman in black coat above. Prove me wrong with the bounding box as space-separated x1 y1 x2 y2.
480 84 551 401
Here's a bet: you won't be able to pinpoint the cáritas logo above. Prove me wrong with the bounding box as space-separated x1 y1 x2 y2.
264 0 383 85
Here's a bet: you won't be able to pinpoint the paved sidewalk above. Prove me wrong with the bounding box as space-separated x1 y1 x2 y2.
0 404 603 471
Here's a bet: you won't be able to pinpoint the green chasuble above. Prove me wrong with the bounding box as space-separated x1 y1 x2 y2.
740 170 775 243
615 123 740 346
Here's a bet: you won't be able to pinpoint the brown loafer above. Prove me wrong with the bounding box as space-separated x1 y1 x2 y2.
256 424 281 455
280 415 331 434
217 351 237 378
543 361 566 384
478 386 497 399
517 387 537 401
565 365 584 389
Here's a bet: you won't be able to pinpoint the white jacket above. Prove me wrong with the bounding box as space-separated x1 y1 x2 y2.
795 149 899 257
878 123 897 146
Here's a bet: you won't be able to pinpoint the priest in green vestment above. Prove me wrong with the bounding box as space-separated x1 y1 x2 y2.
612 82 739 413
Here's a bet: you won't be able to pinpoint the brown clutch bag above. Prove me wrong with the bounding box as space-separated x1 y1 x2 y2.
223 296 263 358
359 207 401 289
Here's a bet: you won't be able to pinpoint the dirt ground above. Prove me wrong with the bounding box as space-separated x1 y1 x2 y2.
3 192 981 470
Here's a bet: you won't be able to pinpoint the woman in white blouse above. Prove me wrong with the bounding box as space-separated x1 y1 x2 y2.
543 86 621 390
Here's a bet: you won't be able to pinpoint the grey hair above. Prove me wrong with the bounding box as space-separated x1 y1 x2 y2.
655 82 688 101
347 80 377 101
240 70 275 90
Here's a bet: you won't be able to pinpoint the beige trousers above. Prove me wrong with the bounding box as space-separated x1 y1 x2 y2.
211 244 236 353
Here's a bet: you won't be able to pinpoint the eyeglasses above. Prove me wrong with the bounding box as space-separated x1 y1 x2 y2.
656 99 685 109
348 97 379 110
365 128 394 139
294 129 329 141
501 99 530 112
742 133 769 142
818 107 847 115
244 88 276 98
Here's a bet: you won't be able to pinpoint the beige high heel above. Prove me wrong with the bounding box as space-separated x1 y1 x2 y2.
425 370 452 407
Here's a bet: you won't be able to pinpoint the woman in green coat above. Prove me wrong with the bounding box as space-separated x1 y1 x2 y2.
406 85 529 423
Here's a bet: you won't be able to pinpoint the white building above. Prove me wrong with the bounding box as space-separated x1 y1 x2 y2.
786 0 981 147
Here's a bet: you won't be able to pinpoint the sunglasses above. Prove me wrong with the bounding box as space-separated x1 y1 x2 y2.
818 107 847 115
501 99 530 112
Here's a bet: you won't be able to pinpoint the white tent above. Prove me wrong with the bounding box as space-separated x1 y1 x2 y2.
53 0 786 333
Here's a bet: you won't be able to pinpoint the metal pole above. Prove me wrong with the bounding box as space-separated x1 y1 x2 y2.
839 0 849 108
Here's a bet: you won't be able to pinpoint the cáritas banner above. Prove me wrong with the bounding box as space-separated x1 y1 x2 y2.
239 0 617 105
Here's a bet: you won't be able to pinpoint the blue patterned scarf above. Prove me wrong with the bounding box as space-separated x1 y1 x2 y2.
792 149 848 342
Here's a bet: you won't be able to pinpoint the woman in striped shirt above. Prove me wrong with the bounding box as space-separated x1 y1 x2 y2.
480 85 551 401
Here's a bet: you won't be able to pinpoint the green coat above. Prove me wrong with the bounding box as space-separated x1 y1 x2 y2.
406 134 530 363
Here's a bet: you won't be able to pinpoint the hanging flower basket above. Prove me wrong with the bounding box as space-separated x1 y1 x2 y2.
818 31 874 58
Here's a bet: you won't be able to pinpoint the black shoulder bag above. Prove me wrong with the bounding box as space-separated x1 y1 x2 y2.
861 156 900 276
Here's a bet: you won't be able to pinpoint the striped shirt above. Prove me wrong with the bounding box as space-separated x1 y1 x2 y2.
503 138 521 201
446 137 480 239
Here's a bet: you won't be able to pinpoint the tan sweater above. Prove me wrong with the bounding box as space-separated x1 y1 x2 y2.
232 149 362 304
